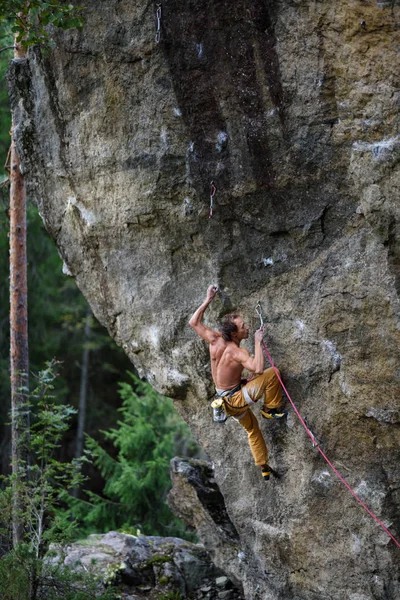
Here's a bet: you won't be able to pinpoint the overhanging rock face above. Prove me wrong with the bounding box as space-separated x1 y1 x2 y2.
167 458 243 589
8 1 400 598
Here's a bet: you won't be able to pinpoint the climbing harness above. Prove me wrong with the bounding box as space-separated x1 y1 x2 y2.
209 181 216 218
255 303 400 549
155 4 162 44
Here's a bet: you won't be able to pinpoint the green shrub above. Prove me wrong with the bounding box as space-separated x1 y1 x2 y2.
0 360 113 599
0 1 84 49
67 374 198 539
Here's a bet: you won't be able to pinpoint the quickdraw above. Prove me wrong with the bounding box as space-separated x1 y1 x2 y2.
255 301 264 328
209 181 216 218
155 4 162 44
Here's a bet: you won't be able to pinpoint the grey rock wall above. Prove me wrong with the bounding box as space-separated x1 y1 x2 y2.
8 0 400 598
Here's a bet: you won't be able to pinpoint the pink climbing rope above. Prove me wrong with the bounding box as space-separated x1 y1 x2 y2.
261 340 400 550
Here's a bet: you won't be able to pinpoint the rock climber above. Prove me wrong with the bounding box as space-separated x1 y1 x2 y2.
189 285 287 481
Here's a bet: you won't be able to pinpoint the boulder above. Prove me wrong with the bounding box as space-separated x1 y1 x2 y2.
54 531 243 599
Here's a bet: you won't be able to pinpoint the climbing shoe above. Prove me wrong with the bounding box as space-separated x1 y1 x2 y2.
261 407 288 420
261 465 272 481
261 464 280 481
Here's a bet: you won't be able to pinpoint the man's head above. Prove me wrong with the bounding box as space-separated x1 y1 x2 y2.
220 314 249 342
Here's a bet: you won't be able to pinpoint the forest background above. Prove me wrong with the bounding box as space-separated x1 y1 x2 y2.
0 19 198 545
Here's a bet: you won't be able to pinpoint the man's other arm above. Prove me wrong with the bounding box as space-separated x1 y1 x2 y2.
235 328 265 374
189 285 220 344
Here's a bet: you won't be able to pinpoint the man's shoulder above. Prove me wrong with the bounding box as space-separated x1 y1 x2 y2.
209 331 223 344
223 341 246 357
230 344 250 360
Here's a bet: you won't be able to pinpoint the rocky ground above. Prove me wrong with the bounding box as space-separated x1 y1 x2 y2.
56 531 243 600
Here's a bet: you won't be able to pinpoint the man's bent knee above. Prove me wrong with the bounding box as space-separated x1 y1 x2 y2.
264 367 280 378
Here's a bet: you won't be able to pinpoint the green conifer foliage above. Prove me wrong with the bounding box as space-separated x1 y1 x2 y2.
0 204 133 474
0 360 119 599
70 374 198 540
0 23 11 180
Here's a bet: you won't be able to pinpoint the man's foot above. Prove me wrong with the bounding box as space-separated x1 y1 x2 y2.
261 464 281 481
261 465 272 481
261 407 288 420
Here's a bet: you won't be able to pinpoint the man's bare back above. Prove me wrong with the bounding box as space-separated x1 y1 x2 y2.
210 337 245 389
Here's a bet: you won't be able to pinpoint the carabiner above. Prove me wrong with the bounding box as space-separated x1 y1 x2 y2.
255 301 264 328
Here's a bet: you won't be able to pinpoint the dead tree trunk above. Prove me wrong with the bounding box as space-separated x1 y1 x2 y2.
9 39 29 547
75 307 92 461
72 307 92 498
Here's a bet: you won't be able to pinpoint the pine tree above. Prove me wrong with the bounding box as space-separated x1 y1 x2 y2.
70 374 198 539
9 27 28 546
1 0 83 544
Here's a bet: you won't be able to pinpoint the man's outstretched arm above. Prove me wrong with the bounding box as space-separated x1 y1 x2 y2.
189 285 220 344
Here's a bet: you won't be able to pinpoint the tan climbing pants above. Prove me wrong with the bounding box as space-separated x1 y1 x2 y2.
224 368 282 466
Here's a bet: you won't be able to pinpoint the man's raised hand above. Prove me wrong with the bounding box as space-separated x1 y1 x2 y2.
188 285 220 343
254 326 265 344
206 284 218 302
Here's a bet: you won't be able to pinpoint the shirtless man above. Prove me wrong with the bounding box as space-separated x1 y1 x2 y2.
189 284 286 481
